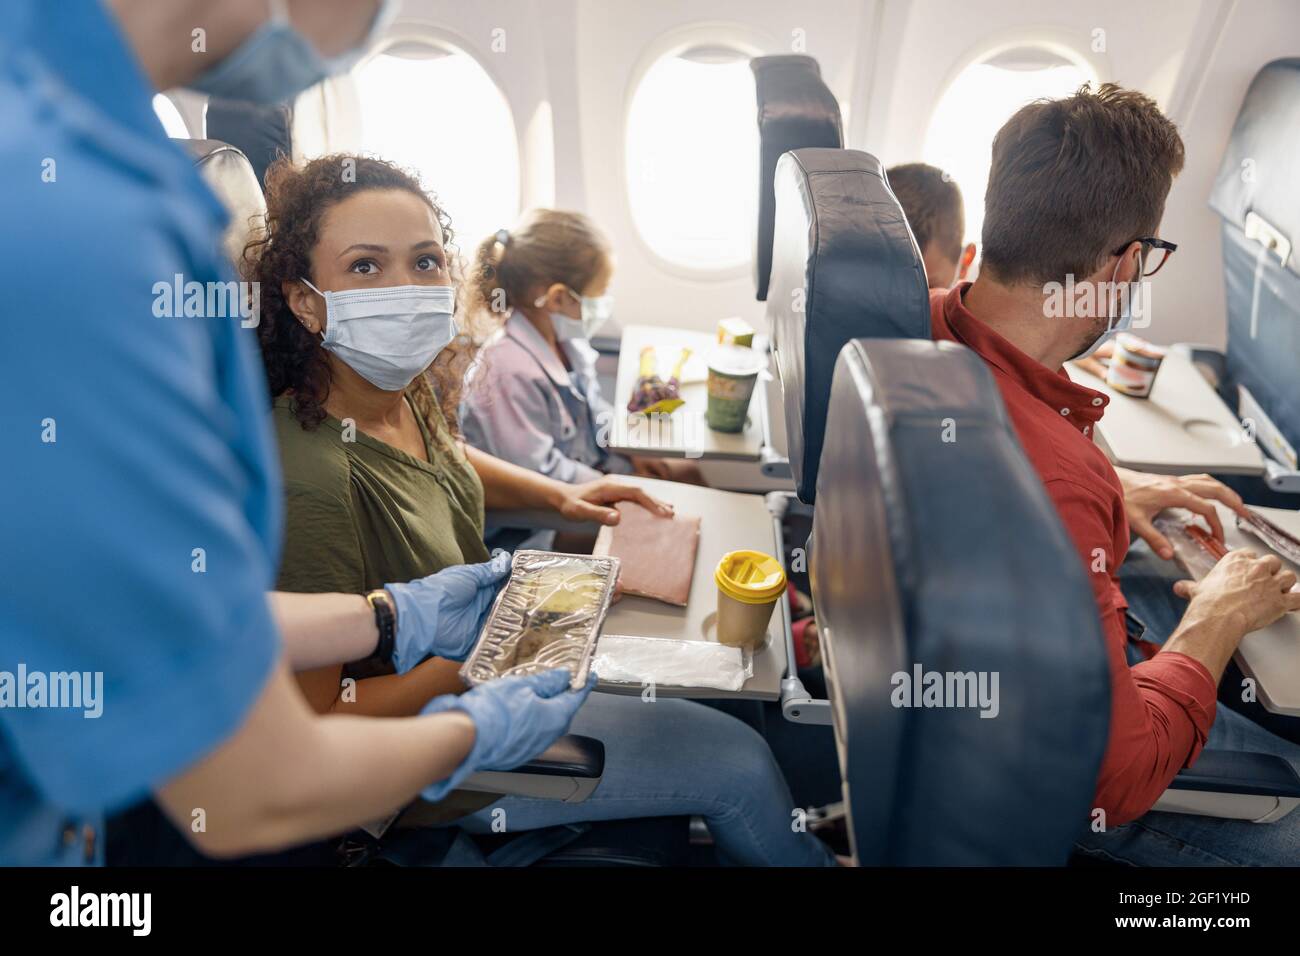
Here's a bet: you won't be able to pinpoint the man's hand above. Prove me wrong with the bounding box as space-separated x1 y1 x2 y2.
555 475 674 526
1116 468 1248 559
1175 549 1300 636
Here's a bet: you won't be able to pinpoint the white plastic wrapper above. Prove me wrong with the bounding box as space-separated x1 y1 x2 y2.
591 634 753 691
461 550 620 690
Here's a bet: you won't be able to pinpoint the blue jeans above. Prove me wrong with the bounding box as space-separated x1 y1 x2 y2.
1073 540 1300 865
460 692 836 866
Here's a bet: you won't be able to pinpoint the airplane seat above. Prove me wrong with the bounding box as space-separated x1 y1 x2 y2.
751 55 843 301
1208 57 1300 489
205 96 294 186
766 148 930 503
810 339 1300 862
181 138 268 269
810 338 1110 863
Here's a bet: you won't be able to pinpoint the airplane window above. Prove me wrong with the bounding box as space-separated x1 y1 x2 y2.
354 44 520 254
625 47 759 272
153 93 188 139
922 47 1096 247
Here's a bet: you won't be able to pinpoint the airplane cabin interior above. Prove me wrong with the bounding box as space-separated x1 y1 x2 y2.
3 0 1300 934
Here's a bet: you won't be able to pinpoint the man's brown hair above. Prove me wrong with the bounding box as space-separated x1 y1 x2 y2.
888 162 964 261
980 83 1185 285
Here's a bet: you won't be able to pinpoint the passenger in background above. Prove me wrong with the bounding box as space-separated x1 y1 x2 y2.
461 211 704 488
932 83 1300 864
249 156 836 866
887 162 976 289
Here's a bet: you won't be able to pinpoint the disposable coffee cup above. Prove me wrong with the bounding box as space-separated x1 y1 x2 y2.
706 345 766 433
714 550 786 650
1105 333 1166 399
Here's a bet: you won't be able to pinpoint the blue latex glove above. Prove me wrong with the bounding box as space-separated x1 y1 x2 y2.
419 668 597 802
384 552 511 673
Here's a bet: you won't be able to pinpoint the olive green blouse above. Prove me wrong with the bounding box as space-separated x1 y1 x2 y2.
271 395 490 596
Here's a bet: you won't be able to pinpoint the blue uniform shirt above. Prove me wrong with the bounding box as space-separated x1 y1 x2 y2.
0 1 283 864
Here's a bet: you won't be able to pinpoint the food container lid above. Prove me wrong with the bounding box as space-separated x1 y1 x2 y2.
714 550 786 604
707 344 767 377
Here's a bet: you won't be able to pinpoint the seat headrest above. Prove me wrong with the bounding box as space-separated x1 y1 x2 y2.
1209 58 1300 279
750 55 843 301
811 338 1110 864
182 138 267 269
204 97 294 186
766 148 930 503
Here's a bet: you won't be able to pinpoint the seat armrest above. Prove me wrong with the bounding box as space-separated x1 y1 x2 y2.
1154 749 1300 822
459 735 605 803
1170 749 1300 797
484 508 600 535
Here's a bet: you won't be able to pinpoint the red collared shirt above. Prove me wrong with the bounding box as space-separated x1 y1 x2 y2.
932 284 1217 825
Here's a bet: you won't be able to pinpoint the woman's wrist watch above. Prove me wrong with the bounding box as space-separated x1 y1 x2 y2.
365 589 397 663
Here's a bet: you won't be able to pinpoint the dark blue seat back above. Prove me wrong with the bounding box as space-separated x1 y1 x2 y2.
205 97 293 187
1209 58 1300 468
766 148 930 503
751 55 843 302
810 339 1110 864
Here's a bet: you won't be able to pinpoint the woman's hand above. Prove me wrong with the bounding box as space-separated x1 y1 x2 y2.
555 475 674 526
1116 468 1249 559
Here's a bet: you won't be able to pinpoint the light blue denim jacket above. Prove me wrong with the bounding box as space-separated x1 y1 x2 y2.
462 312 633 483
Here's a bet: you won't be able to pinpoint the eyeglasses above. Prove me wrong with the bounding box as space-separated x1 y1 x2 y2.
1112 236 1178 277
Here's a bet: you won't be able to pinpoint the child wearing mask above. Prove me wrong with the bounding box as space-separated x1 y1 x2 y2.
461 210 703 487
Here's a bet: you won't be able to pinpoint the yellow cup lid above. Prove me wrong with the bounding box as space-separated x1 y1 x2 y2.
714 550 786 605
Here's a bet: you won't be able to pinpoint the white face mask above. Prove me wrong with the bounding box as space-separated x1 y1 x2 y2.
303 279 457 391
537 290 614 342
1072 256 1140 360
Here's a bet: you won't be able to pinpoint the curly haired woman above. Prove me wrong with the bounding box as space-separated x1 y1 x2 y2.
244 155 835 865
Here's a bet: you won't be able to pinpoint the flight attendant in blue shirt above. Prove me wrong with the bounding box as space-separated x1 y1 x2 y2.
0 0 594 866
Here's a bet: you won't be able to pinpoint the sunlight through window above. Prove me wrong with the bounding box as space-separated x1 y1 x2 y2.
625 50 760 271
922 49 1096 247
355 46 520 255
153 94 189 139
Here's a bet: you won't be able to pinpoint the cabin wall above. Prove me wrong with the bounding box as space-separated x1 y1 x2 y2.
174 0 1300 347
1159 0 1300 349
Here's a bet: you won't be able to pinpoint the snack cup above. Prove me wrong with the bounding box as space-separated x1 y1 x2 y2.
714 550 786 650
706 344 765 433
1105 333 1166 398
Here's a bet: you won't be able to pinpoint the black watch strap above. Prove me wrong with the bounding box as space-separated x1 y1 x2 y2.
366 589 397 663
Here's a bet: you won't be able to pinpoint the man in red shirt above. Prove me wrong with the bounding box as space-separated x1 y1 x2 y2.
932 83 1300 863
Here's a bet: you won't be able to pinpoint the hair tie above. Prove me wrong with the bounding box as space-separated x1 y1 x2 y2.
488 228 511 268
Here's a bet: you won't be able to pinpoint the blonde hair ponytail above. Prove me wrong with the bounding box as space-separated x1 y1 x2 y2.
466 210 611 328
